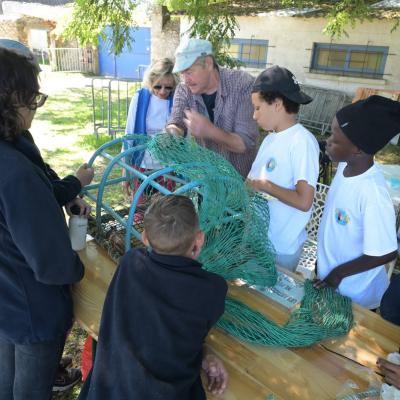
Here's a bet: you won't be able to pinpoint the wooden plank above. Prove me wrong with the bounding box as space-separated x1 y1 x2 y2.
73 240 400 400
208 330 345 399
72 240 117 339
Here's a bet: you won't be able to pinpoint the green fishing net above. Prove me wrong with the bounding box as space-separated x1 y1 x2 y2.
148 134 277 287
148 134 354 347
219 281 352 347
94 133 354 348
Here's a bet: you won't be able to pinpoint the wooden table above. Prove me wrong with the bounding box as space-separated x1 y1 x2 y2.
73 240 400 400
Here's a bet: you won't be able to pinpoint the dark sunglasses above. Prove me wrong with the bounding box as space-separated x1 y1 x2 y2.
29 92 48 110
153 85 174 91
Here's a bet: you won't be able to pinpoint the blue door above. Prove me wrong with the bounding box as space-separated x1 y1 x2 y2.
98 27 151 79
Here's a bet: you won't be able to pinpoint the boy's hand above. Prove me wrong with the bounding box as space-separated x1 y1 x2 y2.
377 358 400 389
65 197 91 217
246 178 269 192
76 163 94 187
202 354 228 396
245 178 258 190
313 268 343 290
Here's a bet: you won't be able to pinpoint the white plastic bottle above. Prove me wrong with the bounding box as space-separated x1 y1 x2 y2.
68 215 88 251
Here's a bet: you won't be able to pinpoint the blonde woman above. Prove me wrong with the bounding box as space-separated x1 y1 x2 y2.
122 58 179 196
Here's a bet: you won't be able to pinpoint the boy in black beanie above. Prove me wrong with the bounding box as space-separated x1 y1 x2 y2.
313 95 400 310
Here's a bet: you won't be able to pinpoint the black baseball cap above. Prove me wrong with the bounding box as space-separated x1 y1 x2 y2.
252 65 312 105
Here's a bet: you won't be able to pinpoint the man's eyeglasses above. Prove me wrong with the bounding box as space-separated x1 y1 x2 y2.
29 92 48 110
153 85 174 91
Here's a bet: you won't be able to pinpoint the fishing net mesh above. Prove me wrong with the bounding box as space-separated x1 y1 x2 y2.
97 134 354 347
149 134 353 347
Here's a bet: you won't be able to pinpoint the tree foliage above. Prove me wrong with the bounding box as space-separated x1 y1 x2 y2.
62 0 398 64
63 0 137 56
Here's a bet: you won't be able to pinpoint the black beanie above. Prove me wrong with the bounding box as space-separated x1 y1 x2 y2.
336 95 400 155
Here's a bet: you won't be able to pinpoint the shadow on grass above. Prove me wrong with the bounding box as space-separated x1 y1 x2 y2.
42 147 73 159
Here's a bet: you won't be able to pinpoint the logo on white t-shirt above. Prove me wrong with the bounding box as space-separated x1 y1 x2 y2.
265 158 277 172
335 208 349 226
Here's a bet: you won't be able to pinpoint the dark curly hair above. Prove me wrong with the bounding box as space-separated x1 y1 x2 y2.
257 90 300 114
0 47 40 141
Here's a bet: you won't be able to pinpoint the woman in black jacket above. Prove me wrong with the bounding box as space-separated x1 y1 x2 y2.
0 46 85 400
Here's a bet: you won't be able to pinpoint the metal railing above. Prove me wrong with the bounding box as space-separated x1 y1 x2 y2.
91 77 142 137
33 47 96 73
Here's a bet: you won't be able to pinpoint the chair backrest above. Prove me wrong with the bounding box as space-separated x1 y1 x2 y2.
306 182 330 241
298 85 351 135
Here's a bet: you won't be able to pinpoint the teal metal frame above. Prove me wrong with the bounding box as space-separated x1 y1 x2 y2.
82 135 211 253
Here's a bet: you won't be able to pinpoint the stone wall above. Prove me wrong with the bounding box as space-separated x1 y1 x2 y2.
2 1 70 21
0 15 54 47
151 5 180 63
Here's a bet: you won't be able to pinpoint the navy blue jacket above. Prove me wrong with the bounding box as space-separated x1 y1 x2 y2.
79 248 227 400
17 130 82 206
0 138 84 344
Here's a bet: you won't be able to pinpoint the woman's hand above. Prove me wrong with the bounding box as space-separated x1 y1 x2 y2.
65 197 91 217
75 163 94 187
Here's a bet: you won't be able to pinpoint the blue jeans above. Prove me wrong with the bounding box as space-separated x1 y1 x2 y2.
380 273 400 326
0 336 65 400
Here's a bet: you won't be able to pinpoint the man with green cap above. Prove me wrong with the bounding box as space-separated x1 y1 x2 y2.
166 38 259 178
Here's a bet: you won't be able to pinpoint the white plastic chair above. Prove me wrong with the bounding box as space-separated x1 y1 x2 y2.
295 183 329 279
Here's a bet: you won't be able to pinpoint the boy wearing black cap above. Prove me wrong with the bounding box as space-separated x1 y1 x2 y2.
313 95 399 309
247 66 320 271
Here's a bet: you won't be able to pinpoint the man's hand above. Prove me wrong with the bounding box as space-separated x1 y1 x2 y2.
75 163 94 187
65 197 91 217
165 124 184 136
183 109 214 140
202 354 228 396
377 358 400 389
313 268 343 290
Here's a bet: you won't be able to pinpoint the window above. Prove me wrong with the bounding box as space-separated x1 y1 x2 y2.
228 39 268 68
310 43 388 79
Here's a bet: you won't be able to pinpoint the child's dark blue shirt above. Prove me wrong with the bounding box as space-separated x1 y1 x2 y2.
80 248 227 400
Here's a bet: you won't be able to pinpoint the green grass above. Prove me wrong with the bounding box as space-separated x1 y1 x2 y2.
37 89 93 134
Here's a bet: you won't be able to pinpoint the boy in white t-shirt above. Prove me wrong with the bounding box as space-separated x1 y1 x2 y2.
314 96 400 309
247 66 320 271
